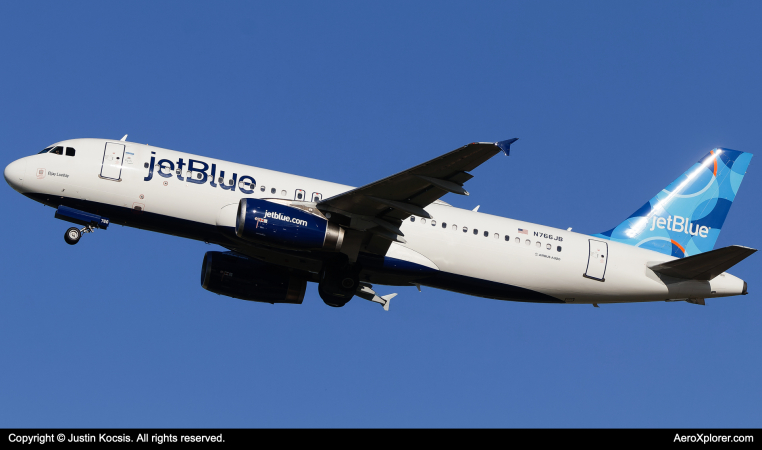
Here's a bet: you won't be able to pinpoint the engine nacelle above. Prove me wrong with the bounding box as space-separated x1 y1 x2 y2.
236 198 344 251
200 251 307 304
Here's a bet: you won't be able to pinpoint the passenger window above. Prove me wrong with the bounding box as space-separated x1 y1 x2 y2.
515 237 520 243
535 241 541 248
504 235 510 241
197 173 202 179
473 229 478 235
176 169 181 175
410 217 415 222
144 162 149 168
271 188 276 194
421 218 427 224
525 239 530 245
442 222 447 229
546 243 551 250
296 192 303 200
484 231 489 237
281 190 286 196
65 147 75 156
463 226 468 233
452 224 457 230
228 179 234 186
431 220 436 226
494 233 499 239
38 147 52 154
260 185 265 192
219 177 224 184
50 146 63 155
557 246 562 252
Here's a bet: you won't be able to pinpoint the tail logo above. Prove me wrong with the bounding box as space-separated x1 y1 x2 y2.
649 215 710 237
593 147 753 257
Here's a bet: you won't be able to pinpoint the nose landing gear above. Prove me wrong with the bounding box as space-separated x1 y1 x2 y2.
63 225 96 245
55 206 110 246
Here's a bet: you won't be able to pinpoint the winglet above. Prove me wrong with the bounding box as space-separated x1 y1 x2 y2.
496 138 518 156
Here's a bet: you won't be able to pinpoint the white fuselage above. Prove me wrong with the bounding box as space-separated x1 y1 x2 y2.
4 138 747 304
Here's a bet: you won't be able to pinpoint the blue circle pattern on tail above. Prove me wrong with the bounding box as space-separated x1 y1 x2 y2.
593 149 753 258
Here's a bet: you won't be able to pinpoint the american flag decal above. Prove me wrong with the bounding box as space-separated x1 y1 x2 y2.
518 228 528 235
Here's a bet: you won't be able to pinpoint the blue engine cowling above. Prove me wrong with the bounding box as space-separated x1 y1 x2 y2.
236 198 344 251
201 251 306 304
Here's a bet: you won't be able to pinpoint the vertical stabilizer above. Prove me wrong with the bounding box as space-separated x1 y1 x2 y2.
593 148 752 257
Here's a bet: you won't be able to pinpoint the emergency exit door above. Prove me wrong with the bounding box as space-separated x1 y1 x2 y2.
100 142 125 180
585 239 608 281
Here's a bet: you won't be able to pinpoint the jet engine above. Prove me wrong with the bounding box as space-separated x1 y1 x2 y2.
236 198 343 250
200 251 307 304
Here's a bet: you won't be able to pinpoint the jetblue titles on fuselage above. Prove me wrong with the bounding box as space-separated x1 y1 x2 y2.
143 152 257 194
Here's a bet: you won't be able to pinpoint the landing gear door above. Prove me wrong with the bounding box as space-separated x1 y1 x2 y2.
585 240 608 281
100 142 125 181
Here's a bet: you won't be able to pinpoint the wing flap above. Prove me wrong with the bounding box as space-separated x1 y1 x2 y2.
648 245 757 280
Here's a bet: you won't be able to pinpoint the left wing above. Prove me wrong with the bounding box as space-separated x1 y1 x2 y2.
316 139 517 253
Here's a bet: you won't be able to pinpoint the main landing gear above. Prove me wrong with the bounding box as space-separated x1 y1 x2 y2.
318 254 361 307
63 225 96 245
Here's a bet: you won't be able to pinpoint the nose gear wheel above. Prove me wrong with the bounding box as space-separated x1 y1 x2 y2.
63 224 96 246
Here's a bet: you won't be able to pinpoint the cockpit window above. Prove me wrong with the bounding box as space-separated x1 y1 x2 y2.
38 147 53 154
49 146 64 155
65 147 75 156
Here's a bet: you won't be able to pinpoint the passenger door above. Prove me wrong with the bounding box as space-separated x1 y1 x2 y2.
585 240 608 281
100 142 125 181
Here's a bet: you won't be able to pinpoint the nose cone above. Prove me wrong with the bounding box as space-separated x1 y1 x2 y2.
4 158 26 193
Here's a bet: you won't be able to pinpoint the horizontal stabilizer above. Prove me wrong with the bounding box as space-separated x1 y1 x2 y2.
648 245 757 280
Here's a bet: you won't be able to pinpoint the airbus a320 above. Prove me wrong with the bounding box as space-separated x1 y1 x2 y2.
4 137 755 309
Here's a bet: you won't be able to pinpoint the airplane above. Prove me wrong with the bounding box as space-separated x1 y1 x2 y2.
3 136 756 309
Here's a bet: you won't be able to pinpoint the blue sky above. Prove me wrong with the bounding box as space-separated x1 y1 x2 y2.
1 1 761 427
